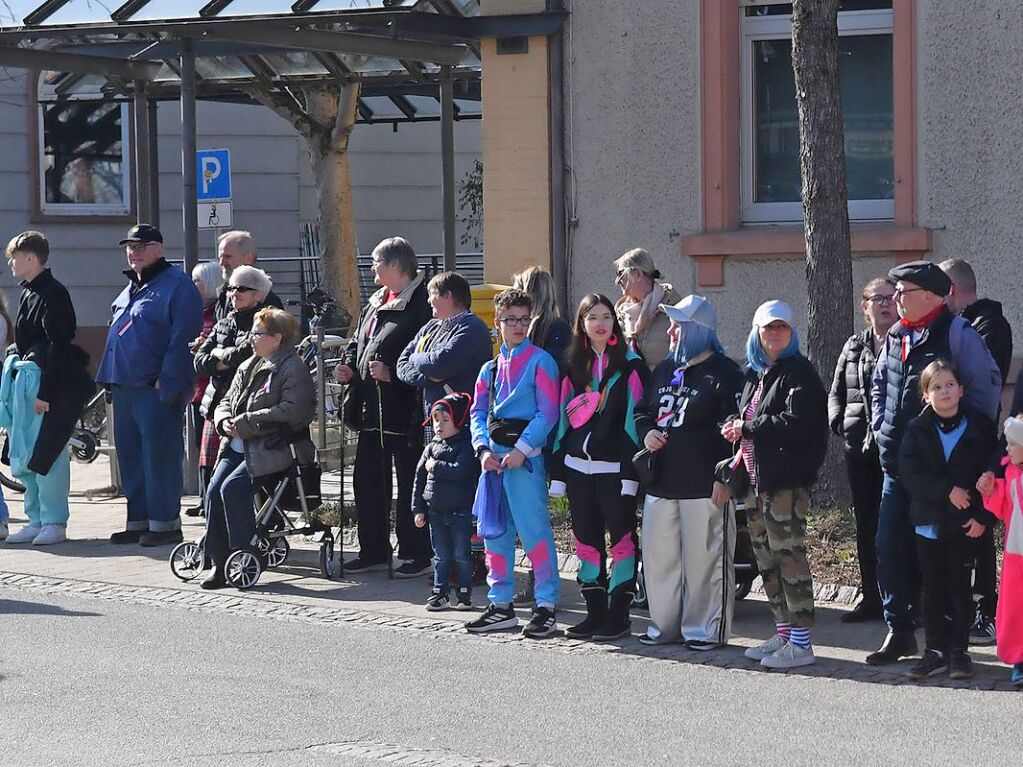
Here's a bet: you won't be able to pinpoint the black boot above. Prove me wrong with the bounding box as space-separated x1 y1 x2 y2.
865 629 917 665
592 589 633 642
841 599 883 623
200 566 227 590
565 586 607 639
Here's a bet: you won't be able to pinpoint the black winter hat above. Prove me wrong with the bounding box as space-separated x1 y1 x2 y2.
888 260 952 297
426 391 472 430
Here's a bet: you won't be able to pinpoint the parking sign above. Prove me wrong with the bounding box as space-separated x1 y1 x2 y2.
196 149 231 201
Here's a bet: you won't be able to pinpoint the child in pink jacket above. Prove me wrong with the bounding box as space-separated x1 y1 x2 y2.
978 415 1023 686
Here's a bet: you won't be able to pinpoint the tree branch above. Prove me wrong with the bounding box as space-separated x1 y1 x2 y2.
241 84 326 144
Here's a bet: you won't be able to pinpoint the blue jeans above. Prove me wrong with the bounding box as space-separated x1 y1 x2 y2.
0 485 8 522
112 385 186 532
876 473 921 632
429 508 474 595
204 449 256 568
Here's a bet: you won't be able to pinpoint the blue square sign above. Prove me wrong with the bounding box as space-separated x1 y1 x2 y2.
197 149 231 201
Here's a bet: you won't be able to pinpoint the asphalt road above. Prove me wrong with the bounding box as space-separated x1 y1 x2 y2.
1 585 1019 767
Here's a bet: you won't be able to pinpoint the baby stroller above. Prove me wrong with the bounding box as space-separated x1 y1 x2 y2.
169 441 339 589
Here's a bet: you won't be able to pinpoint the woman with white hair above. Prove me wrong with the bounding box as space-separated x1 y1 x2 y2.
613 248 681 371
193 265 274 515
720 300 828 670
186 262 226 515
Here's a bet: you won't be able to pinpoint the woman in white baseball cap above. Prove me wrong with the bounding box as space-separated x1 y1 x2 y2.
720 300 828 670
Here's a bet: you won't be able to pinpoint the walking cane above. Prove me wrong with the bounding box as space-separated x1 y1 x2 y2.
371 353 395 578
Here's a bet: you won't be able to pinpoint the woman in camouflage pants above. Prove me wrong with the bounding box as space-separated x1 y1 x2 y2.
721 300 829 670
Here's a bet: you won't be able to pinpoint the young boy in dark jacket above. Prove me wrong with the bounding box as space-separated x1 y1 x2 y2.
898 359 997 681
413 392 479 611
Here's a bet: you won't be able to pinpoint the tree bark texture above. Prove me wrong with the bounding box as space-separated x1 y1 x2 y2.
243 82 362 323
792 0 853 508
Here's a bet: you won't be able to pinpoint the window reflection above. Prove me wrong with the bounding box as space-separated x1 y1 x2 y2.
42 100 126 206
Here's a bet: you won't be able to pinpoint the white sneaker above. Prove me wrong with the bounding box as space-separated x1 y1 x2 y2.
32 525 67 546
6 525 42 544
744 634 788 661
0 520 7 540
761 642 816 669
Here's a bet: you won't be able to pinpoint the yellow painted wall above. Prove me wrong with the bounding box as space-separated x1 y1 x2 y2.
481 35 552 284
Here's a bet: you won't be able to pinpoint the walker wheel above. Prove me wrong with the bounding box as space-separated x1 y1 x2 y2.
259 536 290 568
319 534 337 580
225 548 263 589
169 541 206 581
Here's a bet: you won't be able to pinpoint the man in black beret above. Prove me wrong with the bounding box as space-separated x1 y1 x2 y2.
866 260 1001 665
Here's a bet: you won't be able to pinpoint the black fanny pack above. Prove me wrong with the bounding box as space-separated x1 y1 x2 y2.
485 356 530 448
488 418 530 448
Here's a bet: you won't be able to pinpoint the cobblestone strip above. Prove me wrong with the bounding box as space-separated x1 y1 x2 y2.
1 570 1013 691
308 739 549 767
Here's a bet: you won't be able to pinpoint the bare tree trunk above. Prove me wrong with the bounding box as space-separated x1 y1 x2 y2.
792 0 853 509
244 82 362 323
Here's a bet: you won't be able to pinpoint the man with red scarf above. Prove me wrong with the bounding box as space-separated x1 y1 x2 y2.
866 260 1001 665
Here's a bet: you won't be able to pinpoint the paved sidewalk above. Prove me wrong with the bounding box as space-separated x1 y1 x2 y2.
0 456 1014 692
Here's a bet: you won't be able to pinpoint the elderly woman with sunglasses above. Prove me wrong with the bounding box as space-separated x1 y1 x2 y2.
612 248 681 371
827 277 897 623
193 265 275 508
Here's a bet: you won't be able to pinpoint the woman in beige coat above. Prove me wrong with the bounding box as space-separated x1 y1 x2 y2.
613 248 681 370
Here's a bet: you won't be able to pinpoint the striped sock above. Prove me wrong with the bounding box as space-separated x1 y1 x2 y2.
776 622 791 640
789 627 811 649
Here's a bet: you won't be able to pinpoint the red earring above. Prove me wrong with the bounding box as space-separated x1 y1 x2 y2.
607 334 618 347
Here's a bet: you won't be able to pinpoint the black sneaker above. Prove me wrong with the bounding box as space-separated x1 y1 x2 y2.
684 639 724 651
865 630 917 665
840 601 883 623
465 603 518 633
184 504 205 518
425 592 450 611
949 651 974 680
139 530 183 547
394 559 432 579
109 529 145 545
906 650 949 680
969 612 996 645
344 557 390 573
454 589 473 611
521 607 557 639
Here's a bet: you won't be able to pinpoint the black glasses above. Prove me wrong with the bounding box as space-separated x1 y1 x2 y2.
866 294 895 305
227 285 257 293
498 316 532 327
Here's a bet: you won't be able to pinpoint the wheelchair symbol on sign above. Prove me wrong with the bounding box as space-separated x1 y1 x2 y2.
208 202 220 227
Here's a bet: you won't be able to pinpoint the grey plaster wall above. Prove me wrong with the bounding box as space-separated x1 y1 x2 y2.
916 2 1023 333
0 71 481 330
561 0 703 323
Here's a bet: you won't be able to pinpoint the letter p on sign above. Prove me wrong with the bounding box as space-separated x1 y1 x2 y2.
196 149 231 201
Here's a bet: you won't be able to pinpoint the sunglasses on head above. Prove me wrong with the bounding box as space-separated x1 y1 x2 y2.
227 285 257 293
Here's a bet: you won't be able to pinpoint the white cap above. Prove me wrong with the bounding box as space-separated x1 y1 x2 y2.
752 300 795 329
659 294 717 331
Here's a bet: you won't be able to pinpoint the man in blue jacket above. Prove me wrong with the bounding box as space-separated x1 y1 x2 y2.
97 224 204 546
397 271 493 439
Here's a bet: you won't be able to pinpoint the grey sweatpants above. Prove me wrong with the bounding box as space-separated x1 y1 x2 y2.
641 495 735 644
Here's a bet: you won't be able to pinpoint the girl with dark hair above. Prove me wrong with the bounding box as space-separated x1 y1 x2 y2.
549 293 648 640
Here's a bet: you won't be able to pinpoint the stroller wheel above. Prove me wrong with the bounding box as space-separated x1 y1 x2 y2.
169 541 206 581
260 537 290 568
225 548 263 589
319 535 337 580
735 580 753 601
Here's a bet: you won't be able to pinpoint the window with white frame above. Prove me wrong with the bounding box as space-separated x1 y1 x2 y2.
740 1 894 224
37 76 131 215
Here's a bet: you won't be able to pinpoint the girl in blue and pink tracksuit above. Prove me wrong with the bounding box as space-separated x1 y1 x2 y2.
466 289 561 638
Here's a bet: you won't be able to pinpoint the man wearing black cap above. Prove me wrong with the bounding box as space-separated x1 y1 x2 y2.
866 260 1001 664
97 224 204 546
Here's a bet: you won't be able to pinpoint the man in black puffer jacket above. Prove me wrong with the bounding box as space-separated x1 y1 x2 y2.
941 257 1014 645
868 261 1000 665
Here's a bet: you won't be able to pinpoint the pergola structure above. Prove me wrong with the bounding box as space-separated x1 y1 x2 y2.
0 0 564 273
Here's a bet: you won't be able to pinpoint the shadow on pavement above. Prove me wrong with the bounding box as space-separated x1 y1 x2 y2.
0 598 101 618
